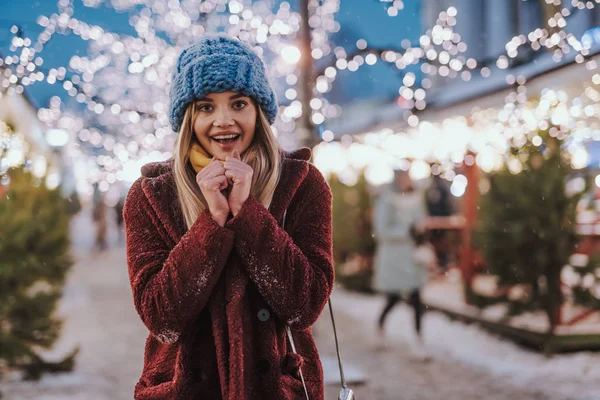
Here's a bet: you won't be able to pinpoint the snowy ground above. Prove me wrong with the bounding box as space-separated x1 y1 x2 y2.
423 275 600 335
323 289 600 400
2 210 600 399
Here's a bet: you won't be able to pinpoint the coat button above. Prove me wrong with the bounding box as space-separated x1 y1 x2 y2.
257 308 270 322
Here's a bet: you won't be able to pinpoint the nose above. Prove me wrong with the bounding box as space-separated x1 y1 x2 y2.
213 107 234 127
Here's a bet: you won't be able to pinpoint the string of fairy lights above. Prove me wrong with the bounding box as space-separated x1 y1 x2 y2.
314 0 600 187
1 0 600 195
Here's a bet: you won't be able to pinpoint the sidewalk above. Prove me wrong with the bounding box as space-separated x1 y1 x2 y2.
2 210 599 399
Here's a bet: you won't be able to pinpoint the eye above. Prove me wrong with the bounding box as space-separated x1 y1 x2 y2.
232 100 247 110
197 103 213 112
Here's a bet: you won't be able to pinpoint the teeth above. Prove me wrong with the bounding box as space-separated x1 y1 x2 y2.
213 134 239 140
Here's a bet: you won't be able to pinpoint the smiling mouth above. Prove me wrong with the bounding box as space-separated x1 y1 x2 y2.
211 134 241 145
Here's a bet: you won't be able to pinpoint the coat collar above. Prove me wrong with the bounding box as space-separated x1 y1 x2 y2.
139 148 312 243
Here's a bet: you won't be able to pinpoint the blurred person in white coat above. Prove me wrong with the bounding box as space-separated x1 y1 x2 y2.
373 170 433 339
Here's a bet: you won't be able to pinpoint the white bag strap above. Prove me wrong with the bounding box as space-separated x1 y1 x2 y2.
285 325 310 400
281 209 348 390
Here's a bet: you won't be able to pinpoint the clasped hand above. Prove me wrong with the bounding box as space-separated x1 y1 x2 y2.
195 149 253 226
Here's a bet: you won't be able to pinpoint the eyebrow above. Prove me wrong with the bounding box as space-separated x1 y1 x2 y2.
196 93 247 103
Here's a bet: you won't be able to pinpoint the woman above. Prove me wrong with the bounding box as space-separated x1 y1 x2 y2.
123 35 333 400
373 170 428 339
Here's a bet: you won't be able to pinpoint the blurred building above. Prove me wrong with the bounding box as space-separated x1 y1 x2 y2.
359 0 600 133
417 0 600 126
0 62 75 197
0 86 49 159
318 1 600 187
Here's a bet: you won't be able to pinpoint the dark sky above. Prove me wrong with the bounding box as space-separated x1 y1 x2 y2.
0 0 421 109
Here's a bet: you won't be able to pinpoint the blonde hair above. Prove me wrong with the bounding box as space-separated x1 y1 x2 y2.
173 102 283 229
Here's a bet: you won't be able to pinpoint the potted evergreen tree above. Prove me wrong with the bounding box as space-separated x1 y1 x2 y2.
0 164 77 380
477 127 583 343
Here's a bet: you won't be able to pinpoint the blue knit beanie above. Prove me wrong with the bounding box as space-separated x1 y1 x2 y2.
168 35 278 133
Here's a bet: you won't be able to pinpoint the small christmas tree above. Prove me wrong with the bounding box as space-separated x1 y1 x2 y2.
330 171 376 292
476 128 583 335
0 166 77 380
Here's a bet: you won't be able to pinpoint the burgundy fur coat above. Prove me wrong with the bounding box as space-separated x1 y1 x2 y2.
123 148 333 400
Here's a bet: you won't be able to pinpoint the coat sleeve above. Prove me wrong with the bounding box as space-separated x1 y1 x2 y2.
123 178 235 344
225 167 334 330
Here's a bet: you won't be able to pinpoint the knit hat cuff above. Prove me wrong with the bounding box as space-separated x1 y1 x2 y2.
169 54 277 132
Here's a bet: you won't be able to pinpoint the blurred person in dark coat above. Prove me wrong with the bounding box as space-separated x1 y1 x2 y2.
425 174 454 269
92 183 108 252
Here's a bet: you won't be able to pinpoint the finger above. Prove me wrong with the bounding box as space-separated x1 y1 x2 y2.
200 162 221 175
204 175 228 191
223 164 252 180
231 149 241 160
223 161 250 171
224 170 235 183
199 163 226 179
224 169 248 185
208 164 226 177
223 157 239 167
224 169 243 180
196 171 225 185
202 158 221 169
210 156 225 166
224 154 244 164
198 170 223 183
222 162 239 172
218 177 229 191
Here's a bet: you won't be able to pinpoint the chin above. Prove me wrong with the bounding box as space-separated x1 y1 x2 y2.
211 148 234 161
222 146 249 158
